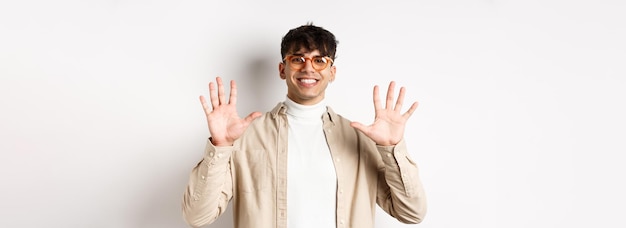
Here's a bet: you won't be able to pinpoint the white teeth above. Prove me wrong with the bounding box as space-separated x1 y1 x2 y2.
300 79 316 84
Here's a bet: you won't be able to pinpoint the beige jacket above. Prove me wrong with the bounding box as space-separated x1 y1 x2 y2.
182 103 427 228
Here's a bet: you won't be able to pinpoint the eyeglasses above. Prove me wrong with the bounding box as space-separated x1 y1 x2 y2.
283 55 334 71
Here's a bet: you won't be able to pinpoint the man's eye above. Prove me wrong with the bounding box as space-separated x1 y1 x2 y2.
291 57 305 63
313 58 327 64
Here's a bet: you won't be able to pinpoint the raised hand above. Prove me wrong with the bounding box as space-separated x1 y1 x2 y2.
200 77 262 146
350 81 418 146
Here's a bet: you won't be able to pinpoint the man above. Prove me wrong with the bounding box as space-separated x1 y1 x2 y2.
182 24 427 228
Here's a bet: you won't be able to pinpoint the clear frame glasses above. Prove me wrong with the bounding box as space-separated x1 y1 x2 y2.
283 55 334 71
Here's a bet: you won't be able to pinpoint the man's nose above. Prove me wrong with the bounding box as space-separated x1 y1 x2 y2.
300 59 316 72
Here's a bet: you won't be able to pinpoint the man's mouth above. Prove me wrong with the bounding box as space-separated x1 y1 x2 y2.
299 78 317 85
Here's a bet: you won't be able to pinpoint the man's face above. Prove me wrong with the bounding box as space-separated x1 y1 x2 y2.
279 48 336 105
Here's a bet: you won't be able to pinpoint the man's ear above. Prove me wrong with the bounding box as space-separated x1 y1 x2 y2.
330 65 336 82
279 62 286 80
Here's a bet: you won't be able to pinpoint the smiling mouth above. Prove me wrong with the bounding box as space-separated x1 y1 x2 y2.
299 78 318 84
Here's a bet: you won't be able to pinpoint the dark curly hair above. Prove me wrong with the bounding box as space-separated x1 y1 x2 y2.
280 23 338 62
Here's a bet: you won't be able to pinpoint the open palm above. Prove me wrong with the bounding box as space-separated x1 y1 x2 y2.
350 81 418 146
200 77 261 146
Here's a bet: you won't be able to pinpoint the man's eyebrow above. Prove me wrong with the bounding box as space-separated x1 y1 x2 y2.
290 53 324 57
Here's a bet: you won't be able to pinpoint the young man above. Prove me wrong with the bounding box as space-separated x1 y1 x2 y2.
182 24 427 228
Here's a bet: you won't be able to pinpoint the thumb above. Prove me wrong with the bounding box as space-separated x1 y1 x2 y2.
350 121 368 134
243 111 262 124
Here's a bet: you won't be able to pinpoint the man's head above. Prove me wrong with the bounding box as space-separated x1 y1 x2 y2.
280 23 338 61
279 23 338 105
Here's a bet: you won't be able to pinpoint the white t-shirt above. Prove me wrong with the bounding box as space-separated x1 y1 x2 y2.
285 97 337 228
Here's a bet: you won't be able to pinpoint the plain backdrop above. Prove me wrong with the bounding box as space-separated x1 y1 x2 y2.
1 0 625 227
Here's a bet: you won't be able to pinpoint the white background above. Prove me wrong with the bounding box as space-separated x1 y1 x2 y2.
1 0 625 227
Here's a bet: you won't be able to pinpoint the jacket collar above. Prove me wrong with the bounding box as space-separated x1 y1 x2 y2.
270 102 338 125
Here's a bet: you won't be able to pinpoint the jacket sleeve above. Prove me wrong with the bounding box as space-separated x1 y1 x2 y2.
182 138 234 228
375 139 428 224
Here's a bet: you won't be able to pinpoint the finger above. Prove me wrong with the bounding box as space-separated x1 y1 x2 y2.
350 121 369 134
372 85 381 111
216 77 226 105
229 80 237 105
243 111 262 124
394 86 406 112
199 95 211 114
208 82 219 110
385 81 396 110
402 101 419 119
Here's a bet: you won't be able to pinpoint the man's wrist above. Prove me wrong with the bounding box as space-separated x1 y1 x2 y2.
209 137 233 147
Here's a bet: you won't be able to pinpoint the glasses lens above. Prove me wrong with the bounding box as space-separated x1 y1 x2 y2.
285 56 331 71
312 57 328 70
290 56 305 64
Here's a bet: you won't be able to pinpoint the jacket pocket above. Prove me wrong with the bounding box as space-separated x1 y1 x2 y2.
235 149 269 193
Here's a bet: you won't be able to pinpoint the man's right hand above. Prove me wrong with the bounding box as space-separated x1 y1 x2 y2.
200 77 262 146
